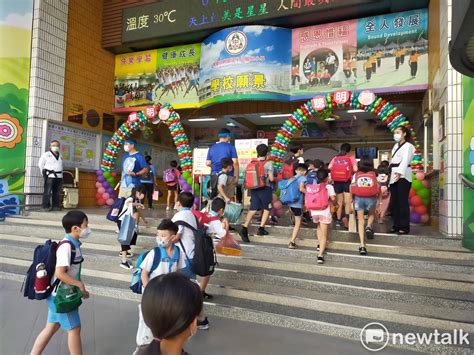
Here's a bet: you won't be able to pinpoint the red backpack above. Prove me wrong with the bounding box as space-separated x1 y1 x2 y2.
350 171 380 197
281 156 298 180
244 159 267 190
192 210 220 227
305 183 329 210
331 156 353 182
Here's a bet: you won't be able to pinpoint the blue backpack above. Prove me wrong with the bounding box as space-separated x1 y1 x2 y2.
22 240 76 300
106 197 126 222
306 170 319 185
130 247 162 294
278 177 302 205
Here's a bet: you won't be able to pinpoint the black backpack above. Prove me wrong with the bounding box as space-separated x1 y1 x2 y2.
175 219 217 277
207 172 225 200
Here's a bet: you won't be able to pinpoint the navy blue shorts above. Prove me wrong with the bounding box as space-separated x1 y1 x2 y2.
333 181 351 194
249 186 272 211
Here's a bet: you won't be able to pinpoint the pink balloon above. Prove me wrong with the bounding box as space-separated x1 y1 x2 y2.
95 182 102 188
98 187 105 194
103 192 110 200
273 201 283 210
159 108 170 121
422 180 430 188
106 198 114 206
272 194 279 203
97 198 106 206
420 214 430 224
416 172 425 181
272 207 284 218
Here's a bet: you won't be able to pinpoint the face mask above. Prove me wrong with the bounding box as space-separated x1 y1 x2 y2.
51 146 59 152
124 145 130 152
393 133 402 142
79 227 92 239
138 194 145 200
156 238 170 248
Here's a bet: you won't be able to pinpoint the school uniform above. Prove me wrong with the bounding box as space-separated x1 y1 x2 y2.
389 141 415 233
38 151 63 209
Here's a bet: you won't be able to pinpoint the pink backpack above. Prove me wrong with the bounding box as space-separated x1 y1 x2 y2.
163 168 178 185
305 183 329 210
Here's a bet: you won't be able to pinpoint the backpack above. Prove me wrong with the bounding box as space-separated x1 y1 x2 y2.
331 156 353 182
163 168 178 184
192 209 220 228
244 159 267 190
106 197 126 222
22 240 76 300
207 172 225 199
306 170 319 185
278 177 302 205
281 156 298 180
305 183 330 210
175 219 217 277
351 171 380 197
130 247 162 294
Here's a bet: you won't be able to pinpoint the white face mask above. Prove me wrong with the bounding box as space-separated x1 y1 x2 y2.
79 227 92 239
51 146 59 152
393 133 402 142
156 238 170 248
124 145 130 152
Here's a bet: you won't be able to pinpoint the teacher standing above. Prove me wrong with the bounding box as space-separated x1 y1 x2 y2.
389 126 415 235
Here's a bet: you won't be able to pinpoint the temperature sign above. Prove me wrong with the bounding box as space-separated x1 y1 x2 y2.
311 96 327 111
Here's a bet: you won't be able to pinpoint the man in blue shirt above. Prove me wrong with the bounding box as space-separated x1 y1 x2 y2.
118 139 149 198
206 128 239 176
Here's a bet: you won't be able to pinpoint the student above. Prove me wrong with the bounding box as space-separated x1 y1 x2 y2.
135 219 187 351
118 185 147 269
306 159 323 185
31 211 91 355
216 157 236 203
171 192 210 329
376 160 391 223
282 142 305 180
164 160 180 211
140 155 156 209
136 273 203 355
288 164 308 249
351 157 380 255
408 50 420 78
329 143 358 229
308 169 336 264
239 144 275 242
389 126 415 235
290 142 305 164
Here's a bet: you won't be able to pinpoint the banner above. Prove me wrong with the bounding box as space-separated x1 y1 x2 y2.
192 148 211 175
200 26 291 106
114 44 200 111
235 138 268 181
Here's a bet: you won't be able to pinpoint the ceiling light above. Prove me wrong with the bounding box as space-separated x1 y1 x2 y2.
260 114 292 118
325 117 336 121
347 109 365 113
226 122 236 127
188 118 217 122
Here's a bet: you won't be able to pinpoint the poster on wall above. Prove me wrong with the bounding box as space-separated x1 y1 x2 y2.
47 123 101 171
0 0 33 217
199 26 291 106
114 44 201 112
235 138 268 181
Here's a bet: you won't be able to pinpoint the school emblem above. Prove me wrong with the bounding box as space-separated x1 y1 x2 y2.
225 31 247 56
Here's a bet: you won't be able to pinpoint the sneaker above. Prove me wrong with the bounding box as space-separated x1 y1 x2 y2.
288 241 297 249
335 220 343 229
202 291 213 300
365 227 374 240
118 251 134 258
239 226 250 243
120 261 133 270
270 216 279 225
317 256 325 264
197 317 210 330
257 227 269 236
166 206 171 211
359 246 368 255
316 244 320 252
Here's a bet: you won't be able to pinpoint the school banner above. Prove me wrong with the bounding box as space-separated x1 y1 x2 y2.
114 44 201 111
199 26 292 106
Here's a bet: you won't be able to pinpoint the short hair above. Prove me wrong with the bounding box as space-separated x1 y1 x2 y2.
357 156 374 173
125 139 137 145
218 128 231 137
221 157 233 169
290 142 303 154
313 159 324 169
211 198 226 212
340 143 351 154
295 163 308 172
378 160 390 169
178 191 194 208
256 144 268 157
62 211 88 233
142 273 203 340
316 168 329 182
50 140 60 145
157 219 179 235
170 160 178 168
145 155 152 163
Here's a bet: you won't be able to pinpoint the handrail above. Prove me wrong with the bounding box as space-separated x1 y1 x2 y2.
459 173 474 189
0 169 25 179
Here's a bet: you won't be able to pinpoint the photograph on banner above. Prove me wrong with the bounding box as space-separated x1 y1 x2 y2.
199 26 292 106
235 138 268 182
114 44 201 112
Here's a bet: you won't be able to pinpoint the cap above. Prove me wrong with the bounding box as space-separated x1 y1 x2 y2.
218 128 231 138
124 139 137 145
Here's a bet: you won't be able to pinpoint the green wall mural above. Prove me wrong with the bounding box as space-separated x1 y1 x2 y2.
0 0 33 219
463 75 474 250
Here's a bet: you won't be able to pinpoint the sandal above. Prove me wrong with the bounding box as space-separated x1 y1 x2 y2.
288 241 297 249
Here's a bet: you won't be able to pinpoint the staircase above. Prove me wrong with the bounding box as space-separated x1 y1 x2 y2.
1 211 473 353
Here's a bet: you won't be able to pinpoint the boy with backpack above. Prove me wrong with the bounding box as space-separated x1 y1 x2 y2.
281 142 305 180
163 160 180 211
208 157 235 202
306 159 324 185
328 143 358 229
239 144 275 243
284 164 308 249
305 169 336 264
350 156 380 255
30 211 90 355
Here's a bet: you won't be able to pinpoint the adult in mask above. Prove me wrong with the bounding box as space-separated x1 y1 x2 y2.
389 126 415 235
119 139 149 199
38 140 63 211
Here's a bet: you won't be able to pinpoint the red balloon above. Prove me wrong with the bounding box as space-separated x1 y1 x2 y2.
97 198 106 206
415 205 427 215
410 195 423 207
409 188 416 198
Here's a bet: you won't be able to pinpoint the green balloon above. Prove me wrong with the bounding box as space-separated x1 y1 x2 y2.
186 177 193 185
276 188 281 197
103 171 111 178
182 171 191 179
412 180 423 191
418 188 430 199
422 197 430 206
